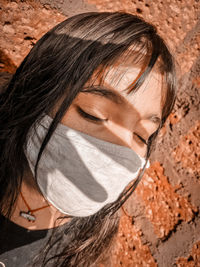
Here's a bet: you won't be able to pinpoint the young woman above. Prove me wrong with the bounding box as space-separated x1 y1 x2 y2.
0 12 176 267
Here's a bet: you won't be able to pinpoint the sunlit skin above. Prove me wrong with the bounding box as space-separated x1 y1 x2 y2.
61 65 163 158
11 62 164 230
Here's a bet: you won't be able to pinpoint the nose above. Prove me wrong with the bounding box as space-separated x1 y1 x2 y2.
108 122 147 158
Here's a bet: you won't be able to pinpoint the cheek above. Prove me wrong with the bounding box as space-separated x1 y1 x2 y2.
61 105 105 136
132 144 147 158
61 106 87 130
60 104 86 130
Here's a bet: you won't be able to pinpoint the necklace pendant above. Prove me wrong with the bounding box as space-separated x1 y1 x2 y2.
20 211 36 222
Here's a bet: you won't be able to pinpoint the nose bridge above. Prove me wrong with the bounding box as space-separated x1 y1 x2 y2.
108 120 147 158
110 121 134 148
121 127 134 148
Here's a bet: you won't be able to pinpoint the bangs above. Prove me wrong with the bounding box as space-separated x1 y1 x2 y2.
85 37 160 96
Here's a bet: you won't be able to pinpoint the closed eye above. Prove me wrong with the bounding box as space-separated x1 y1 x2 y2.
76 106 107 123
134 133 148 145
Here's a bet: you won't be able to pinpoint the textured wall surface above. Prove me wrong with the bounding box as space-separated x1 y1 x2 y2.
0 0 199 266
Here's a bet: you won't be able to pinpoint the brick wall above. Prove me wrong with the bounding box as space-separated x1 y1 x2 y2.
0 0 199 266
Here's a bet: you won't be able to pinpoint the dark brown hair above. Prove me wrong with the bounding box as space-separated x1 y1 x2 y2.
0 12 176 266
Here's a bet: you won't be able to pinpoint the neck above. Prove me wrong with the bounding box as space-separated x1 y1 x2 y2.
10 167 70 230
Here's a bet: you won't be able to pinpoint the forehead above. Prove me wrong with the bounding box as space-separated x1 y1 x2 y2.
104 64 162 95
89 63 164 118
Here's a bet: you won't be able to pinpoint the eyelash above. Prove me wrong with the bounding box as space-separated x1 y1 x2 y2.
134 133 148 145
77 107 105 122
77 107 148 145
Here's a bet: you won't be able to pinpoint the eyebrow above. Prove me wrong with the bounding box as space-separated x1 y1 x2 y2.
81 86 161 126
81 86 124 104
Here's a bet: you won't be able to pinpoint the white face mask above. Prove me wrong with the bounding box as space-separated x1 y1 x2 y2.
25 115 148 217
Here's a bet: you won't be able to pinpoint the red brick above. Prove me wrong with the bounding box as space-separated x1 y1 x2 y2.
176 241 200 267
135 162 197 239
168 112 182 126
173 121 200 174
108 214 157 267
0 49 17 73
0 0 66 70
87 0 199 75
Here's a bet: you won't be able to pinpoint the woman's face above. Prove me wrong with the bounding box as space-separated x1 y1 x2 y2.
59 64 163 158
